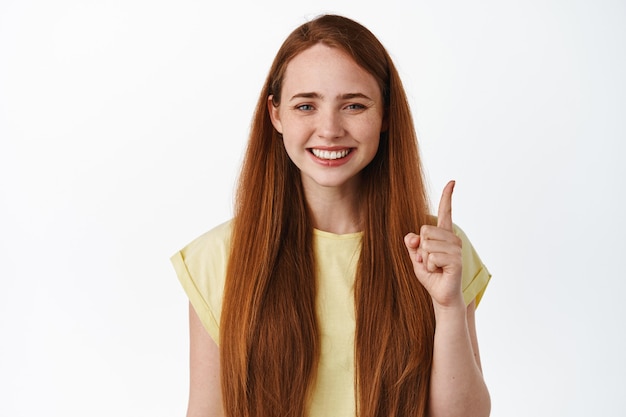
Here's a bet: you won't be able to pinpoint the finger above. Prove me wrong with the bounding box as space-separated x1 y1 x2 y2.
419 238 462 258
420 224 458 242
426 252 459 273
437 180 455 231
426 252 439 273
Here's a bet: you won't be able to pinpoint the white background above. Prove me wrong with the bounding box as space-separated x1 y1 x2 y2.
1 0 624 416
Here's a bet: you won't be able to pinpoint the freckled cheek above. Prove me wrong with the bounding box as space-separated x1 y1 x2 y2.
280 122 313 140
356 120 384 141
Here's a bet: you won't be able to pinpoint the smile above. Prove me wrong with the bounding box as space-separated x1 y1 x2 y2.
310 148 352 160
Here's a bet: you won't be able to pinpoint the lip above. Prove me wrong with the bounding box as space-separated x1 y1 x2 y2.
308 147 355 167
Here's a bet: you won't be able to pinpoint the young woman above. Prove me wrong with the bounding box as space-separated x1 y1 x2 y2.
171 14 491 417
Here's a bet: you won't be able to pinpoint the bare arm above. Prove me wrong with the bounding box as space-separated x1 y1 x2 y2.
427 300 490 417
187 302 224 417
404 181 490 417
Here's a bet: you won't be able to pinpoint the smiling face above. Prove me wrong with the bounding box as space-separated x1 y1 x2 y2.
268 43 385 197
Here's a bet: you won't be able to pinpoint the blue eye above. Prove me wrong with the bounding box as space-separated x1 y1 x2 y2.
296 104 314 111
346 103 365 110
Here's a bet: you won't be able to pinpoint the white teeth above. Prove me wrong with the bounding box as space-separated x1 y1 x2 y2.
311 149 350 160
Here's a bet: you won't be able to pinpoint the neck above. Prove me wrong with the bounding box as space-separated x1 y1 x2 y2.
303 183 362 235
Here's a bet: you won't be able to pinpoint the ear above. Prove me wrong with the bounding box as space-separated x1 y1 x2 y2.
267 95 283 134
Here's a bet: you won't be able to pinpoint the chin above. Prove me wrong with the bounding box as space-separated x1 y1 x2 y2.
302 173 361 191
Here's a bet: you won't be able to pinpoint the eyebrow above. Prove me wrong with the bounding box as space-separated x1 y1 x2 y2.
288 92 373 101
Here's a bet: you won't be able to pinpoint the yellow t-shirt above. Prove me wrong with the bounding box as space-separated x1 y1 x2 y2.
171 220 491 416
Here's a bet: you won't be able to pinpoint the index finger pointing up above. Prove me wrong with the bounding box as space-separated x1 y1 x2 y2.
437 180 455 231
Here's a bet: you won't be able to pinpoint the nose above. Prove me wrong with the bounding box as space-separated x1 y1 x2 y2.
317 109 345 140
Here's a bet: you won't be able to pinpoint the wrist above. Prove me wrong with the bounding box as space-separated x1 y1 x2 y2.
432 297 467 321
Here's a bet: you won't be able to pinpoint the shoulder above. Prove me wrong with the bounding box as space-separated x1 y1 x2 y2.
180 219 233 258
173 219 233 291
177 220 233 271
451 222 492 307
171 218 233 284
171 219 234 342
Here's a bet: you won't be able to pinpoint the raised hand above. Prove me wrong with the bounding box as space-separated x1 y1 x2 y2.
404 180 464 309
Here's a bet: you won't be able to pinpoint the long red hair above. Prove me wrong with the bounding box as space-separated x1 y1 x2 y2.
220 14 435 417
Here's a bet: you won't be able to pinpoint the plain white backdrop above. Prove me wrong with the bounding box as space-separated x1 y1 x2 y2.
1 0 624 416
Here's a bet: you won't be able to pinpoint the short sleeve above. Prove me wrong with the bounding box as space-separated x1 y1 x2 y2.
170 220 232 344
453 224 491 308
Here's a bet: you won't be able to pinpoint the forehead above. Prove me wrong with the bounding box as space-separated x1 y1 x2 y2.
282 44 381 98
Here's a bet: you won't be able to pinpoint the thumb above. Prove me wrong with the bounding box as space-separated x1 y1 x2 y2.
404 233 421 257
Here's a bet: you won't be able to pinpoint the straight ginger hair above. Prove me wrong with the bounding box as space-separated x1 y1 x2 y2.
220 14 435 417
